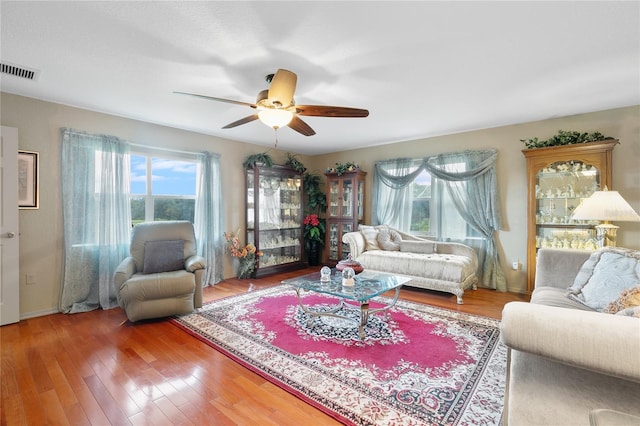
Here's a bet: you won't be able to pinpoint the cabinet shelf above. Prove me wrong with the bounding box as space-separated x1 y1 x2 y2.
536 223 596 228
522 140 617 293
246 164 305 277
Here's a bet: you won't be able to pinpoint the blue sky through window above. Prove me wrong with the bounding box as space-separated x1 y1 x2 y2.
130 155 196 196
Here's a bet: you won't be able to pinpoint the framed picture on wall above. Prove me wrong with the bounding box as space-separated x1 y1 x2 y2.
18 150 39 209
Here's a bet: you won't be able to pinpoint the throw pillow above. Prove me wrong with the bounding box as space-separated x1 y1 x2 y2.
359 225 381 251
567 247 640 311
143 239 185 274
604 285 640 314
615 306 640 318
399 240 436 254
377 227 402 251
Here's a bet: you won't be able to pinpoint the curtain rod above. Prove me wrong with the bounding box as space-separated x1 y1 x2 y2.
62 127 218 158
128 142 210 157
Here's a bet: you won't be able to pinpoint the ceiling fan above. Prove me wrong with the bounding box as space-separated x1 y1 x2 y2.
175 69 369 138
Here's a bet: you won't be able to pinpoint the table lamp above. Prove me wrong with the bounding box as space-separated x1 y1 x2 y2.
571 187 640 248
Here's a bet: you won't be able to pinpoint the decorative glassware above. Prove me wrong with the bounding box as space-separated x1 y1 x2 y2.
341 267 355 287
320 266 331 282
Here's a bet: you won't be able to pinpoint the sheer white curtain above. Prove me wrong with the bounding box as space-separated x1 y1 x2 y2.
194 151 224 286
60 129 225 313
59 128 131 312
428 150 506 291
372 150 506 291
372 158 423 229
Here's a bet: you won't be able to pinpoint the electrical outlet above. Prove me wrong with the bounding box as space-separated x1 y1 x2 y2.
26 273 36 285
512 261 519 270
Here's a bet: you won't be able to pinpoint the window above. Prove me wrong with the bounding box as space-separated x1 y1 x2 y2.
130 153 197 226
409 170 431 233
384 166 480 242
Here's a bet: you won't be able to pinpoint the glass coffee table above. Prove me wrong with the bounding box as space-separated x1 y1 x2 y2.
282 270 411 340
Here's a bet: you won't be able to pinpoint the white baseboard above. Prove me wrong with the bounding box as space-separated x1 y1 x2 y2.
20 308 60 320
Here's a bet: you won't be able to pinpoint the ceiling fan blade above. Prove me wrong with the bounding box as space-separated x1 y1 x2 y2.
287 115 316 136
222 114 259 129
174 91 257 108
267 69 297 107
295 105 369 118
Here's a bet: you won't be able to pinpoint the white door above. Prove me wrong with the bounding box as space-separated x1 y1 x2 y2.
1 126 20 325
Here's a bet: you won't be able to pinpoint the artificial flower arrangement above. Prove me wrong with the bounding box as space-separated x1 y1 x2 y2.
224 229 263 279
303 214 326 250
325 161 360 176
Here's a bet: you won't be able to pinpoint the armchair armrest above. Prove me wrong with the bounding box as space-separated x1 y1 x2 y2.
114 257 136 289
185 255 206 309
343 231 366 258
501 302 640 383
185 254 206 272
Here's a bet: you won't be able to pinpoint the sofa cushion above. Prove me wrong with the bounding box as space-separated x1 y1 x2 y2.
377 227 402 251
400 240 436 254
531 287 595 311
567 248 640 311
604 285 640 314
143 239 185 274
359 225 381 251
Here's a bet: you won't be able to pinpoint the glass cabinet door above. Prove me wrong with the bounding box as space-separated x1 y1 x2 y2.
341 223 353 259
246 165 304 277
328 222 339 260
342 178 353 218
329 180 340 217
324 170 367 264
357 180 364 221
246 170 256 246
535 160 601 251
328 222 354 261
522 139 617 293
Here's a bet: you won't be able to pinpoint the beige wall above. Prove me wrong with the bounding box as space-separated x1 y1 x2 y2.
2 92 639 318
309 106 640 294
0 93 313 317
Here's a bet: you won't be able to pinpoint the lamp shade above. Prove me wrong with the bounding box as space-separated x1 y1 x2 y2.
258 108 293 129
572 189 640 222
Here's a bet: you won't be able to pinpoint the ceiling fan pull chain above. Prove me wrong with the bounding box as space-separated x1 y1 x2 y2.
274 127 279 149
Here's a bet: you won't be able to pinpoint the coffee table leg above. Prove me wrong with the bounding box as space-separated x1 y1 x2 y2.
359 302 370 340
295 287 346 327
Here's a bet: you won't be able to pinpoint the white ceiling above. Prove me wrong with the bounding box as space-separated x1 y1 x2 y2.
1 1 639 155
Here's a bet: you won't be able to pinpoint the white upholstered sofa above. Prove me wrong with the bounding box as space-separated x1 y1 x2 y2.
500 248 640 425
342 225 478 303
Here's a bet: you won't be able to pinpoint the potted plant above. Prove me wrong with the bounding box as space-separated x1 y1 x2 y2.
303 214 325 266
242 152 274 170
303 172 328 214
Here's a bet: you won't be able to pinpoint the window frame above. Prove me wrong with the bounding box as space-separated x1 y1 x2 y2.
403 168 481 242
129 147 198 224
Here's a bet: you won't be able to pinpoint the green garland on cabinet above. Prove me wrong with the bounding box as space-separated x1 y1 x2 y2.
242 152 274 170
521 130 615 149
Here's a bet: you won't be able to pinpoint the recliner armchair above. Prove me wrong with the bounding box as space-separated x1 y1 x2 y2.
115 221 206 322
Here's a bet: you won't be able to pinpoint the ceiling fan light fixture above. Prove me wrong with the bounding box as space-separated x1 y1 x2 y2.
258 108 293 129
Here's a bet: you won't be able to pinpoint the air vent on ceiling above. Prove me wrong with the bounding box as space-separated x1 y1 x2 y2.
1 62 40 81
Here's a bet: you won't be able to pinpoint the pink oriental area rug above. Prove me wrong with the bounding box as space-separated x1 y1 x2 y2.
171 285 506 425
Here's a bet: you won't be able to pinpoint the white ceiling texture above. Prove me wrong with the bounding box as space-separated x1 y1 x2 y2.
1 1 639 155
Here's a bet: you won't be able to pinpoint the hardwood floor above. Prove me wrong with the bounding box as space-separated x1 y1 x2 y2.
1 267 528 425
